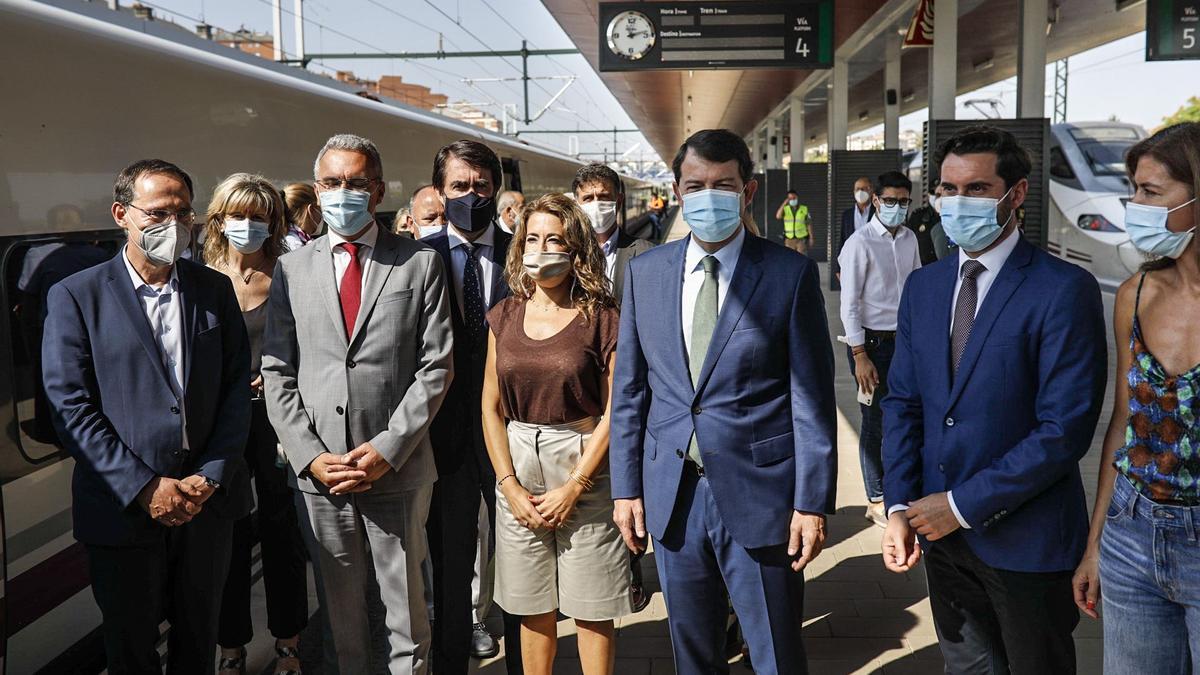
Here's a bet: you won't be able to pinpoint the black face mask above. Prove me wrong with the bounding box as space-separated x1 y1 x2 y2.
445 192 497 233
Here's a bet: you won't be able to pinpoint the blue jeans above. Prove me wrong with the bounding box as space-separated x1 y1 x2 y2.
847 333 894 503
1100 473 1200 673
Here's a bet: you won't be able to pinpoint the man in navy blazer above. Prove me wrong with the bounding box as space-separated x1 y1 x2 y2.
881 126 1106 674
611 129 837 674
43 159 251 674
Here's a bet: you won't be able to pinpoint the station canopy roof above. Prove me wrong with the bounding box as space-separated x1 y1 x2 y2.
542 0 1146 162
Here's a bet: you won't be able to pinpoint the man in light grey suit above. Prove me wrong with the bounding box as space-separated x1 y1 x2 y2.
262 133 454 674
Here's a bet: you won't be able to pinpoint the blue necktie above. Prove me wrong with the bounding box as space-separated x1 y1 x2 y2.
462 243 485 343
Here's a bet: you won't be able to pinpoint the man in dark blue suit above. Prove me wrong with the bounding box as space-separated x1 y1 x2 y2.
611 129 837 674
881 126 1107 674
43 159 251 675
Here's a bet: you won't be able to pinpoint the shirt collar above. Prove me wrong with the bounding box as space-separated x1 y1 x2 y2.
957 227 1021 277
329 221 379 250
448 222 495 251
869 215 909 240
601 230 620 256
122 245 178 293
685 226 746 274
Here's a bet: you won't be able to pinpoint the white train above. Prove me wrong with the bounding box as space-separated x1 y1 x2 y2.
1046 121 1149 291
0 1 652 671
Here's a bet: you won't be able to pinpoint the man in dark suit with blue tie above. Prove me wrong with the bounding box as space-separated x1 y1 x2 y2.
881 125 1107 674
611 129 837 674
422 140 522 673
42 159 251 674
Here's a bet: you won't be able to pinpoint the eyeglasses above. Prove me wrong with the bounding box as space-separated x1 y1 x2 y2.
878 197 913 208
124 202 196 225
317 177 379 192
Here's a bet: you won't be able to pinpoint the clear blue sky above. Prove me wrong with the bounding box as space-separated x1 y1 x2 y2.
138 1 1198 159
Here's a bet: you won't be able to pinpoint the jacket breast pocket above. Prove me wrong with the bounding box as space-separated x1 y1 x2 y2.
750 431 794 467
378 288 414 305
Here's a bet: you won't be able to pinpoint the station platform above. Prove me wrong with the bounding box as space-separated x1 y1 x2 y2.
245 225 1112 674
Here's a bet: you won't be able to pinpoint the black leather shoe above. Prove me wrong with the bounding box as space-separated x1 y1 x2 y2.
470 622 499 659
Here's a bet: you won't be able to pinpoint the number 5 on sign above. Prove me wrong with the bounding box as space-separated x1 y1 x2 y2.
1184 27 1196 50
795 39 810 57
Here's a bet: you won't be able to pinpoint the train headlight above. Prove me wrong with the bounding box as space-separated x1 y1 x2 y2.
1076 214 1122 233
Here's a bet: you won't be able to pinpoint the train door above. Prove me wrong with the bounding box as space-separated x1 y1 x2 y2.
501 157 523 194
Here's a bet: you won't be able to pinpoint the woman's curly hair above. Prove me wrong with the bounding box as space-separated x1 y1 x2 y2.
504 192 615 322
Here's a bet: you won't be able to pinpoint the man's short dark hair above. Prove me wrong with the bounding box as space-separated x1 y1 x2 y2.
934 125 1033 189
787 188 798 196
571 163 623 197
876 171 913 193
432 140 503 191
672 129 753 184
114 159 194 204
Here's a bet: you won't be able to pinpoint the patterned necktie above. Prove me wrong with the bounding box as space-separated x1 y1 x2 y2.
339 242 362 339
951 260 987 372
461 242 485 343
688 255 719 467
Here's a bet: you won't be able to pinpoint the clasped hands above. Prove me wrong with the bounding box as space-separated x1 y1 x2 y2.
881 492 960 573
501 478 584 531
136 474 216 527
309 442 392 495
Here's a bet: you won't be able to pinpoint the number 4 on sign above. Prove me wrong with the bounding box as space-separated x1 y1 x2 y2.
795 39 810 57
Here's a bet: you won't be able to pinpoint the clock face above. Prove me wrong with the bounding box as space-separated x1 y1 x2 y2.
606 11 655 61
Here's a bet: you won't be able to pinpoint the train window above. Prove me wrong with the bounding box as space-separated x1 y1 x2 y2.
1078 140 1135 177
2 235 120 483
501 157 523 193
1049 147 1076 181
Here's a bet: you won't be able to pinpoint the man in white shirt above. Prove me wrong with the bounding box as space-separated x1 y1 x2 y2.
837 171 921 527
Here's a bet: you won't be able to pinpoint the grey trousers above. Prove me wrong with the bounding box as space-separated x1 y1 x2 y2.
303 484 433 675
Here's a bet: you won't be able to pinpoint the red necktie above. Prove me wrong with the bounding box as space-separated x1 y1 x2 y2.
339 242 362 339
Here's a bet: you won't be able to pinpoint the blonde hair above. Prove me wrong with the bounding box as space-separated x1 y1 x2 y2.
283 182 318 230
203 173 287 265
505 193 615 322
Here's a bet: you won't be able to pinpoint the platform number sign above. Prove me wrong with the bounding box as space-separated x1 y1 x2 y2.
1147 0 1200 61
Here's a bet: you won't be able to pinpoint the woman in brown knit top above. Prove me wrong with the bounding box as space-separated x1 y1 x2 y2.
481 193 631 674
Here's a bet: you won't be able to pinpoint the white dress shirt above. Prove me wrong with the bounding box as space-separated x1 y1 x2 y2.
853 203 871 232
682 228 746 358
122 246 188 451
329 221 379 291
447 223 498 314
837 217 922 347
889 228 1022 529
601 228 619 290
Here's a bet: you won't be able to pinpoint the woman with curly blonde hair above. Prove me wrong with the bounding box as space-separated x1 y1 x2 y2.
481 193 628 674
203 173 308 675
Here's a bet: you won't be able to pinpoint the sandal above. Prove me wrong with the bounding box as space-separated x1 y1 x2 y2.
274 643 302 675
218 647 246 675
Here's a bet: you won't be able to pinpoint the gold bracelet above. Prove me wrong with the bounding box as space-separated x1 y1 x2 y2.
569 469 594 491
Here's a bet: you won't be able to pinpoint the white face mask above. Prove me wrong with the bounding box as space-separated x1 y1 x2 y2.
931 195 943 215
134 220 191 267
581 200 618 234
855 190 871 205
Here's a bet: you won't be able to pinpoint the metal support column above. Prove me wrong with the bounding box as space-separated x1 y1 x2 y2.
884 30 901 148
272 0 284 61
790 99 806 162
1017 0 1048 118
293 0 305 64
928 0 957 121
1053 58 1068 124
521 40 530 124
830 56 849 151
770 116 785 168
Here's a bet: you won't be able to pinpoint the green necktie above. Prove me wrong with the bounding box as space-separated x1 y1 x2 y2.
688 255 718 467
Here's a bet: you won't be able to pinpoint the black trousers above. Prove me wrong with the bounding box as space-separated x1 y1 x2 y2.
426 451 523 674
925 533 1078 675
87 507 234 675
218 400 309 646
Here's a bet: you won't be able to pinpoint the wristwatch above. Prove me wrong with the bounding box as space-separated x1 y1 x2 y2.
204 476 221 490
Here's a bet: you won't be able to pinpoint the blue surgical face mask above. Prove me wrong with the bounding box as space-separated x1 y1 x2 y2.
682 188 744 243
223 217 270 253
1125 198 1197 259
319 188 374 237
877 202 909 227
939 186 1015 253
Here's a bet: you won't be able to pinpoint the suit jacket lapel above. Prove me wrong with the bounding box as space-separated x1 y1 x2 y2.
945 237 1033 410
665 240 693 393
104 255 174 391
350 229 399 344
175 261 199 392
490 229 512 305
694 236 763 396
314 237 349 348
932 259 958 397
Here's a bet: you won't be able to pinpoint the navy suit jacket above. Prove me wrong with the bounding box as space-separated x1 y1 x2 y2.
423 226 512 478
610 234 837 550
882 235 1107 572
43 253 252 547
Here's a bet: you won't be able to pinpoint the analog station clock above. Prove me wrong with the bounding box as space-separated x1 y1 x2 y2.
606 10 655 61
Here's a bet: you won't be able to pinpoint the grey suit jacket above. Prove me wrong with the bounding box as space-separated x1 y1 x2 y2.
262 226 455 493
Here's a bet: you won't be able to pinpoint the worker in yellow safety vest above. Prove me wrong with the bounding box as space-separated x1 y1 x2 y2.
775 189 812 254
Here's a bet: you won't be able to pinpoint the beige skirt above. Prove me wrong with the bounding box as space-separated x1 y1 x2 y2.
493 417 633 621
